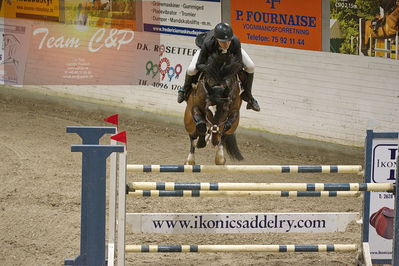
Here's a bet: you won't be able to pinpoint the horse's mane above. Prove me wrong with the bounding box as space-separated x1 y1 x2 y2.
202 53 243 83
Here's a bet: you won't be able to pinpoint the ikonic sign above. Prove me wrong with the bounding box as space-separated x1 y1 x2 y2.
373 144 397 183
364 132 398 264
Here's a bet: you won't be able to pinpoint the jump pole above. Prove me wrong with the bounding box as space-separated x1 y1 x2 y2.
127 164 363 174
125 244 358 253
128 182 394 192
128 190 362 198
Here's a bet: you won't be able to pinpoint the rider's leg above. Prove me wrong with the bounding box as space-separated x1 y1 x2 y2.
177 50 199 103
241 49 260 112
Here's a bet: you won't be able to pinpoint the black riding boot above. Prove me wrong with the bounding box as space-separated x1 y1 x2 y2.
177 74 195 103
241 72 260 112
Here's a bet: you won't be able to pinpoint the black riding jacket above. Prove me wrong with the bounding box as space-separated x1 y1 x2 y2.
196 30 242 70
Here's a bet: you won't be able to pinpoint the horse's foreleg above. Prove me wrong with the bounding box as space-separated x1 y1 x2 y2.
215 143 226 165
192 106 207 148
192 106 207 135
223 111 239 134
185 135 196 165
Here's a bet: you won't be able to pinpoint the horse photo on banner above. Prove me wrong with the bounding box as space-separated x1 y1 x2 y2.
331 0 399 59
0 18 32 85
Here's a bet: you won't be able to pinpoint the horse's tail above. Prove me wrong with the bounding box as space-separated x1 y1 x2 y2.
222 134 244 161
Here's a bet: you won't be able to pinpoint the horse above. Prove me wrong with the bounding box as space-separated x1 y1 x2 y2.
2 34 20 68
183 53 245 165
75 0 110 26
361 0 399 55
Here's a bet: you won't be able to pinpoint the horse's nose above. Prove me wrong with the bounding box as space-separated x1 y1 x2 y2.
211 133 220 146
210 125 220 146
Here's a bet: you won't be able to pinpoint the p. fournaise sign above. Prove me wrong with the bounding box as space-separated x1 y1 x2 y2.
231 0 322 51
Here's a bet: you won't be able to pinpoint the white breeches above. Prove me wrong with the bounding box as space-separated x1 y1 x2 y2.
186 48 255 76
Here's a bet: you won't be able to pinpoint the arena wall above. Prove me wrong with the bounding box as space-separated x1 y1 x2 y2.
19 34 399 147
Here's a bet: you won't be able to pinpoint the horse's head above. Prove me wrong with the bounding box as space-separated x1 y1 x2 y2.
199 53 243 146
200 53 243 106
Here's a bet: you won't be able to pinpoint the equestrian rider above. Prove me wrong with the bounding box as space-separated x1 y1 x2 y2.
372 0 397 32
177 22 260 112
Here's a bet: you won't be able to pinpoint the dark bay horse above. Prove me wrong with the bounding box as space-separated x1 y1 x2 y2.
184 53 244 165
361 0 399 55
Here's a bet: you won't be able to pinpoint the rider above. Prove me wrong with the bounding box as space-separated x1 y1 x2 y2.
177 22 260 112
372 0 397 32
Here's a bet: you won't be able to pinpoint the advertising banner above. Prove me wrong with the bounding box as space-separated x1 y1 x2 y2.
330 0 399 58
0 18 32 85
135 36 198 92
363 130 398 264
64 0 136 30
127 212 359 234
142 0 221 36
230 0 322 51
1 0 60 22
24 22 159 85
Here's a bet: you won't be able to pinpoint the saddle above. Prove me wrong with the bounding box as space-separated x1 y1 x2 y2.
370 207 395 239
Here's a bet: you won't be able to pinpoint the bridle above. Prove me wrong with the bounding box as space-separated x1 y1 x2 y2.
199 73 241 145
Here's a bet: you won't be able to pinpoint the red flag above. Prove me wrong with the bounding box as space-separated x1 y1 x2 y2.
103 114 119 126
111 131 127 144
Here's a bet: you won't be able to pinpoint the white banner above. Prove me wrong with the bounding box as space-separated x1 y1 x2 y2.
132 34 198 92
142 0 221 36
127 212 359 234
367 138 398 262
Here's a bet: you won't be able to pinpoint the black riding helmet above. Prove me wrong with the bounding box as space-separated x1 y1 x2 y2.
214 23 233 42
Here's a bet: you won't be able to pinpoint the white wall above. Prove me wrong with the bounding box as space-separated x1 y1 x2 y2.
22 35 399 147
241 43 399 146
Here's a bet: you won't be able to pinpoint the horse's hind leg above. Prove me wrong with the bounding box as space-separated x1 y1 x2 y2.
185 135 196 165
215 143 226 165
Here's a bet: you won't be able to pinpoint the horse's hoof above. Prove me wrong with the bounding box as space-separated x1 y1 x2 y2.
215 158 226 165
185 153 195 165
196 136 206 148
196 122 207 134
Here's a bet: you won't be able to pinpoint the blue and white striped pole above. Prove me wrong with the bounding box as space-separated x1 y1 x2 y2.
127 164 363 174
126 244 357 253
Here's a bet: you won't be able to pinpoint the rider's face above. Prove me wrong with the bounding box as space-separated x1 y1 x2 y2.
217 40 231 50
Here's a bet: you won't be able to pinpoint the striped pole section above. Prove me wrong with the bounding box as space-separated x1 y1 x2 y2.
128 190 362 198
126 164 363 174
129 182 394 192
126 244 357 253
